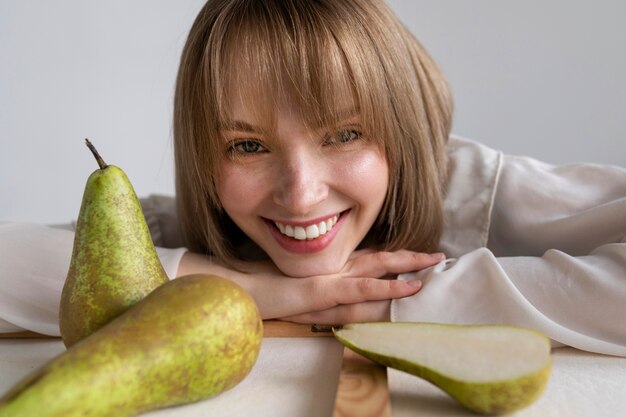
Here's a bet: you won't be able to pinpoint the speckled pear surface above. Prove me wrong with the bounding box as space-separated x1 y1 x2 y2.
0 274 263 417
334 322 552 415
59 140 169 347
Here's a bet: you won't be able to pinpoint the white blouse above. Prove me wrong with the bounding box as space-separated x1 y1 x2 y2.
393 137 626 356
1 136 625 355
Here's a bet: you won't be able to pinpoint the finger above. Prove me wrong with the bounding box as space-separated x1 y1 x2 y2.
347 247 376 260
309 276 422 311
284 300 391 324
345 250 444 278
254 277 418 320
251 272 422 321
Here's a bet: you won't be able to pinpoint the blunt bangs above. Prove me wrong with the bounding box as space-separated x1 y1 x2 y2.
205 0 394 148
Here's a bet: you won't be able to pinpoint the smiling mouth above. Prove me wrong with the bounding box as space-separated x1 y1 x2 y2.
271 211 345 240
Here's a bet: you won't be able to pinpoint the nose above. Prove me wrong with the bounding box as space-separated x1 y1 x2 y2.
272 149 329 215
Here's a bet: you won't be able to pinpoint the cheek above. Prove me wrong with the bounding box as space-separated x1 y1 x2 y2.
336 150 389 204
215 165 264 215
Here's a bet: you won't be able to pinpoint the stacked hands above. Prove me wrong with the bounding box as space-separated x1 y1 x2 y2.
177 249 445 324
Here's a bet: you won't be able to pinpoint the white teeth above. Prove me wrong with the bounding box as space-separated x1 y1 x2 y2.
293 226 307 240
305 225 319 239
275 215 339 240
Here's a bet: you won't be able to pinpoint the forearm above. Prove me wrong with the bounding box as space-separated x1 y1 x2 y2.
176 252 243 282
176 250 436 323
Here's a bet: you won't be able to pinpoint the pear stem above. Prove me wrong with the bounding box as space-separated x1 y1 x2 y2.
85 138 108 169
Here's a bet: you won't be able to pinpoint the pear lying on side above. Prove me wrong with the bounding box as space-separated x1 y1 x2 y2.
0 274 263 417
333 322 552 415
59 139 170 347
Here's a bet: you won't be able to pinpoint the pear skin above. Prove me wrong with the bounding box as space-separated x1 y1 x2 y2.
333 322 552 415
0 274 263 417
59 139 169 347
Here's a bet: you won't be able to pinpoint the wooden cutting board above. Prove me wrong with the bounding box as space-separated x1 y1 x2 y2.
259 321 392 417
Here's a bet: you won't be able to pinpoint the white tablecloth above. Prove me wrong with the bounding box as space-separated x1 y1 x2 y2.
1 339 625 416
389 347 626 417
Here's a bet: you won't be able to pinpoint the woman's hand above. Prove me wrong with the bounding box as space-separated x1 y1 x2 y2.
177 250 444 324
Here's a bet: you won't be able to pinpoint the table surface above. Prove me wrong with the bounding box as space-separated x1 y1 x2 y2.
1 324 626 417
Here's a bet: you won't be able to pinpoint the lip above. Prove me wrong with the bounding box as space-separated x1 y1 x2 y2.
269 212 343 228
265 210 350 254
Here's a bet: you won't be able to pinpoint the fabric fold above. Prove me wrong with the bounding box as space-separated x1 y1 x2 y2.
0 223 187 336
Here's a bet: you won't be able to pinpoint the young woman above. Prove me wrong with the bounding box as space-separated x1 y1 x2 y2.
1 0 625 356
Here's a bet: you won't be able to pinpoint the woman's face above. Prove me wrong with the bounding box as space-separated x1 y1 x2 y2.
215 96 389 277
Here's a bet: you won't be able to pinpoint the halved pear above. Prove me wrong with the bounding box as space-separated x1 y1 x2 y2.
333 322 552 415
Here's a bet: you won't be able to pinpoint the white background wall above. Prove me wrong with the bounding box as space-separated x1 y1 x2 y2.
1 0 624 224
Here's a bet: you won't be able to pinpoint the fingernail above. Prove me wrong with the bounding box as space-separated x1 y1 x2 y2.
430 252 445 261
407 279 422 289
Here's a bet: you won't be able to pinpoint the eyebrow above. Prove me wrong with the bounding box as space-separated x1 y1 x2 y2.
219 107 361 133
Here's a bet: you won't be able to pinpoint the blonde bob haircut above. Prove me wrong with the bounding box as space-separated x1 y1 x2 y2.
174 0 453 264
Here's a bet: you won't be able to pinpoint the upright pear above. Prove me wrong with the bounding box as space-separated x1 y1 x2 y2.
334 322 552 415
0 274 263 417
59 139 169 347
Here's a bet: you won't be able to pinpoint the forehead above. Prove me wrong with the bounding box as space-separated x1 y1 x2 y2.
226 79 357 126
221 55 358 132
215 12 360 130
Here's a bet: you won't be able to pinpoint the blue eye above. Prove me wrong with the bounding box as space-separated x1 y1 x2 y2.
229 140 266 154
326 129 363 146
339 129 361 143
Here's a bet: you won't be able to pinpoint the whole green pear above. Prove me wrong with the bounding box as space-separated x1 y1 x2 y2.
0 274 263 417
59 139 169 347
334 322 552 415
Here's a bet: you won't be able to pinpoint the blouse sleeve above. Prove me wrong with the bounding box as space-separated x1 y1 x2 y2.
392 141 626 356
0 195 187 336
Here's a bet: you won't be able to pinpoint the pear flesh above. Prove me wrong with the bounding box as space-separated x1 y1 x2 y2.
59 140 169 347
0 274 263 417
333 322 552 415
